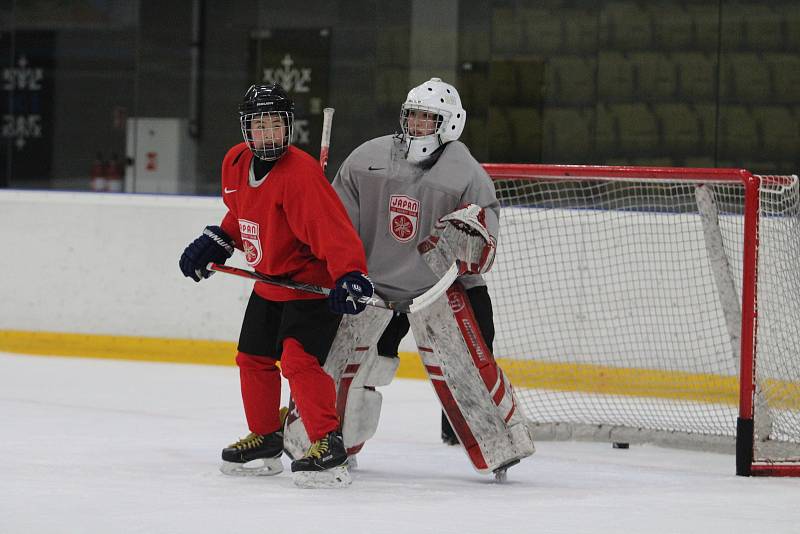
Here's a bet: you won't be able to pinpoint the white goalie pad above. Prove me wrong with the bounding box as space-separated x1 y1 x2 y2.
408 282 535 474
283 306 395 460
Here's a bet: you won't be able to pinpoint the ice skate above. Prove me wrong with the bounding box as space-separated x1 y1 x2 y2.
291 430 351 489
441 413 459 446
219 430 284 476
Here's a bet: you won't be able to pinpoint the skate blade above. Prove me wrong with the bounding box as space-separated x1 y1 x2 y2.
292 465 352 489
346 455 358 470
219 457 283 477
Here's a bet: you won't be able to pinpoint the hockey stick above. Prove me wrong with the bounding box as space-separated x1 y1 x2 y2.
319 107 335 174
207 262 458 314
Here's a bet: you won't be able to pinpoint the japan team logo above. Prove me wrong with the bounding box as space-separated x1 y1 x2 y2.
389 195 419 243
239 219 262 266
448 290 466 313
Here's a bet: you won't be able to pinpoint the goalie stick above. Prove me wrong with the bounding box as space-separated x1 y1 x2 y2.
207 262 458 314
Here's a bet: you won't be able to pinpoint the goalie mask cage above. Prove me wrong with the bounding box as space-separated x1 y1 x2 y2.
483 163 800 477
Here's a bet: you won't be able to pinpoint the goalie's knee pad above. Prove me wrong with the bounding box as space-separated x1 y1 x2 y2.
408 282 534 474
283 306 395 460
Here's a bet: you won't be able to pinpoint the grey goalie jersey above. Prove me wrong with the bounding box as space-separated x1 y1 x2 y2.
332 134 500 302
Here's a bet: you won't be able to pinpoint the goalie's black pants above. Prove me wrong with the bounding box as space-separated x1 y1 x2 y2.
376 285 495 442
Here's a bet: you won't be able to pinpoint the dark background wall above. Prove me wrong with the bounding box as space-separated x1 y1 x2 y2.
1 0 798 191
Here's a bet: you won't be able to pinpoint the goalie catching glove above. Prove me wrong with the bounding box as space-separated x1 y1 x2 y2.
418 204 496 276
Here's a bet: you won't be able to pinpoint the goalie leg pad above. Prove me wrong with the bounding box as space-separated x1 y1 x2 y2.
340 354 400 454
283 306 394 460
408 282 534 473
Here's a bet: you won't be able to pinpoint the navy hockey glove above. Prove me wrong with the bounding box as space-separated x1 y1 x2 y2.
179 226 235 282
328 272 374 315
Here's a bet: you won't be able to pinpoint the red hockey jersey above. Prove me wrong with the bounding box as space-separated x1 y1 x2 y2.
218 143 367 301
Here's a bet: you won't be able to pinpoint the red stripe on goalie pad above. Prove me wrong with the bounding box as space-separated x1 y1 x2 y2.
504 402 516 423
425 364 443 377
446 284 501 394
336 364 359 421
492 373 506 406
429 378 488 471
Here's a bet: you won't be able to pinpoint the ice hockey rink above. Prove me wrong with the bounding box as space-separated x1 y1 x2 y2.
2 351 799 534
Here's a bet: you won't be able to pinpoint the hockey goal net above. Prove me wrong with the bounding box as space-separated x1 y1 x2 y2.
482 163 800 476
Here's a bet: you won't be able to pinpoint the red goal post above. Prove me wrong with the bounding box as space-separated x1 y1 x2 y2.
481 163 800 477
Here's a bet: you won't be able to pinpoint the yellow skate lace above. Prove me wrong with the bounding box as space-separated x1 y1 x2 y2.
305 436 330 459
228 432 264 451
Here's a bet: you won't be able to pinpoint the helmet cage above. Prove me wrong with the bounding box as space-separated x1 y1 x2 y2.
399 105 448 139
240 110 293 161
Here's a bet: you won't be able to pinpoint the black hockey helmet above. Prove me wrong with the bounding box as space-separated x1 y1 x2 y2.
239 83 295 161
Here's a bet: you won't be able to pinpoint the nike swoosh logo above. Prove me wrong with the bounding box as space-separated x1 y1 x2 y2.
224 188 237 194
368 166 385 171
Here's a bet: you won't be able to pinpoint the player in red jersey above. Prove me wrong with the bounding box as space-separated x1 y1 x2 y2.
179 83 371 488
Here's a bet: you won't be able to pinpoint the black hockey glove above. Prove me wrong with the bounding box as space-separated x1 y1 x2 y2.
179 225 235 282
328 272 374 315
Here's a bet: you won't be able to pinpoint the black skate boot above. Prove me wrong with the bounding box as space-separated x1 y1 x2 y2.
441 411 459 446
220 430 284 476
290 430 351 488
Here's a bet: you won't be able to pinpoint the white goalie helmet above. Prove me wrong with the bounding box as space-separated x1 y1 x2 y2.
399 77 466 162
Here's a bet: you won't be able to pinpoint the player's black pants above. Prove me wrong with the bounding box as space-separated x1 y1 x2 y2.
376 285 495 442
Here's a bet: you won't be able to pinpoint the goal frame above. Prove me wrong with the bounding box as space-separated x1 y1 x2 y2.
482 163 800 477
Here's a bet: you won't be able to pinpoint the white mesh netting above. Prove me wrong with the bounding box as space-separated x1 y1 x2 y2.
484 166 800 462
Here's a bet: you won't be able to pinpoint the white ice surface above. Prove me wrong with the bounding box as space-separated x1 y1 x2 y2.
2 352 799 534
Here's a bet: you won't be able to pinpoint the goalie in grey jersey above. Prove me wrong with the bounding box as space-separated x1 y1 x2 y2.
283 78 534 478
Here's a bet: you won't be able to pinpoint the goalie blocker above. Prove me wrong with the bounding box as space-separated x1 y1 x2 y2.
409 282 535 474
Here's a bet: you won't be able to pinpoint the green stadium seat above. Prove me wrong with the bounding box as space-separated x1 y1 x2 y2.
600 1 653 50
630 52 678 100
648 5 693 50
508 107 543 160
488 107 515 162
545 55 596 105
598 52 634 102
457 62 490 112
686 5 720 52
562 9 598 53
542 107 593 162
492 8 523 54
718 105 760 158
719 8 747 51
766 54 800 105
489 61 518 107
675 52 717 100
461 117 488 162
612 103 659 154
741 4 783 50
753 105 800 160
723 53 771 103
595 104 620 156
376 27 408 66
520 8 563 53
654 103 701 154
693 103 717 154
786 3 800 50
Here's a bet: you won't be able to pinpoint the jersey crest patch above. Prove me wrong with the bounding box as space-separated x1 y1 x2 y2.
238 219 263 266
389 195 419 243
